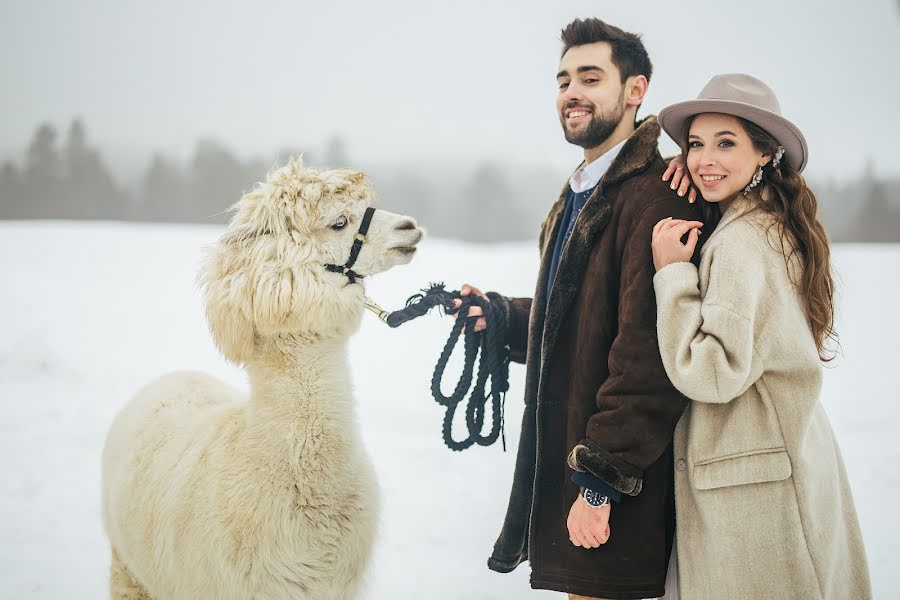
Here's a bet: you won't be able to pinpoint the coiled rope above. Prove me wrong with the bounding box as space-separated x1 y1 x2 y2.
382 283 510 452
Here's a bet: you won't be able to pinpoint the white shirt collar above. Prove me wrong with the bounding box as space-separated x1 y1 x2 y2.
569 138 628 193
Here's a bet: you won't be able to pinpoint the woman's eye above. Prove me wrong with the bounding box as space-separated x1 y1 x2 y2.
718 140 735 148
688 141 702 149
331 216 348 231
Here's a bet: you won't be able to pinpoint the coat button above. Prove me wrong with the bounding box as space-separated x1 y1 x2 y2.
676 459 687 471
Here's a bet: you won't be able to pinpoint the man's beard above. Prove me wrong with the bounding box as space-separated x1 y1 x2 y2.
560 91 627 149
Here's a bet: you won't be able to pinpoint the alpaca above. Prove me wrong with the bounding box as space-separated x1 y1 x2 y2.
101 158 423 599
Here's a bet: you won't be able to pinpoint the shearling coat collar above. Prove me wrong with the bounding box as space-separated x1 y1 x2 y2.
539 116 665 395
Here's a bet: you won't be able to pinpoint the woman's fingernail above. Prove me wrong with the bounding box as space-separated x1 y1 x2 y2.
678 190 685 197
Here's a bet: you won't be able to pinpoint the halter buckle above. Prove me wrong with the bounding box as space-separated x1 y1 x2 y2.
354 233 367 243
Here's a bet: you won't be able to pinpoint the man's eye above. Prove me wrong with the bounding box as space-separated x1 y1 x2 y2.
584 78 599 84
331 216 348 230
558 82 569 90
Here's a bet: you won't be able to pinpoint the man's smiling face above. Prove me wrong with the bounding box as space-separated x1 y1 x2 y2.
556 42 627 150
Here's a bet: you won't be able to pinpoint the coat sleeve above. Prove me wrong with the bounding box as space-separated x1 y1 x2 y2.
487 293 532 364
566 198 699 497
651 228 767 404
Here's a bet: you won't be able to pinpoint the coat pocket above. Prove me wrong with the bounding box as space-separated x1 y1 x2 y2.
692 448 792 490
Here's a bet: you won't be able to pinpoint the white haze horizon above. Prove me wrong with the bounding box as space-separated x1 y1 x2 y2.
1 0 899 183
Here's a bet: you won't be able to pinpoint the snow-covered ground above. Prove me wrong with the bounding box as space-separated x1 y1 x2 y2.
0 221 895 599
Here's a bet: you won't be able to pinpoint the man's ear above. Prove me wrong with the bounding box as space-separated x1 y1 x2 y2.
625 75 649 108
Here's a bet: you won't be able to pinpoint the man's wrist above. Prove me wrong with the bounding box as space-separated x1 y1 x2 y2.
580 486 610 508
570 471 623 503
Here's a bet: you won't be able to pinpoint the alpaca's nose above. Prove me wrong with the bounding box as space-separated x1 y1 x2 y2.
395 219 417 231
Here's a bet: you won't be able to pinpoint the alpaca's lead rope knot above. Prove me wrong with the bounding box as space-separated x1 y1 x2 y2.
377 283 510 452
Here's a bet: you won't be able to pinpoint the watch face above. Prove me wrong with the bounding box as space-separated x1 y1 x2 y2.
582 488 608 507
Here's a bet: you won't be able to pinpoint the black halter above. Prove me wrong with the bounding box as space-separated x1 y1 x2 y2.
324 206 376 284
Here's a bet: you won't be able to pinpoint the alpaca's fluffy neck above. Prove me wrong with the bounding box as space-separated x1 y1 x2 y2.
243 334 359 470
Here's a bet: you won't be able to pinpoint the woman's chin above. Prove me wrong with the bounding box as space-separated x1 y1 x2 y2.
699 189 733 204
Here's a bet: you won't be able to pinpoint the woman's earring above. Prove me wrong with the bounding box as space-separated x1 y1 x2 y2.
743 166 764 195
772 145 785 169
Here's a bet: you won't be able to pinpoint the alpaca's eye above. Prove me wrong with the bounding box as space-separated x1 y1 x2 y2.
331 216 348 231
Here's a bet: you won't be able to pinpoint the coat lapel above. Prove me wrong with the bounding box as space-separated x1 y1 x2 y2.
538 116 664 388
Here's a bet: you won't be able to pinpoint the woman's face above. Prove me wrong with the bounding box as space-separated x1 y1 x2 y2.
686 113 770 205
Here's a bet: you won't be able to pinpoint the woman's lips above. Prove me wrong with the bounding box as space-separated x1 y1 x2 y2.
700 175 726 188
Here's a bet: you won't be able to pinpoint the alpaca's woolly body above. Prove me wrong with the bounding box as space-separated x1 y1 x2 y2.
102 159 421 599
102 342 378 599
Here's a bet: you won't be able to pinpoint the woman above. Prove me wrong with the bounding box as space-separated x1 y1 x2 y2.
649 73 872 599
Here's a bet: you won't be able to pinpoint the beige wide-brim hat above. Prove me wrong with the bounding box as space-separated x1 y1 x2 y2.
658 73 808 172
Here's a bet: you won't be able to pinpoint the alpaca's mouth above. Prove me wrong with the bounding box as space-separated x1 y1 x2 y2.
391 246 418 255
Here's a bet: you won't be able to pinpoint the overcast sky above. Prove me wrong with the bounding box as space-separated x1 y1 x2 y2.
2 0 899 181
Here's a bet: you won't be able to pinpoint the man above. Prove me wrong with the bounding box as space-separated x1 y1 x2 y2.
458 18 705 599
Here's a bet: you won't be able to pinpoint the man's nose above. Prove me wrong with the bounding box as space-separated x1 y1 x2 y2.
561 83 583 103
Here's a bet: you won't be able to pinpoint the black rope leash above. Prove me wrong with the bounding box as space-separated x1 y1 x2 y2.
380 283 510 452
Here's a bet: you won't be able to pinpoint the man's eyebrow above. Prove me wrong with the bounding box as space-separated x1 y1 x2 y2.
556 65 606 79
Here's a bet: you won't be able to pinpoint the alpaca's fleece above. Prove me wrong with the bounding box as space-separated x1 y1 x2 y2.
102 158 423 599
199 158 382 365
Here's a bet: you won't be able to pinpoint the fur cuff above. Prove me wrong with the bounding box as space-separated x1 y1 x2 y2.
567 439 644 496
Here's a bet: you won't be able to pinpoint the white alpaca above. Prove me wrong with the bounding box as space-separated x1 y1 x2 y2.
101 158 423 599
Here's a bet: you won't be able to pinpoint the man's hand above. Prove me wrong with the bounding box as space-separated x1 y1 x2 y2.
566 495 611 548
651 217 703 271
451 284 489 332
662 155 698 204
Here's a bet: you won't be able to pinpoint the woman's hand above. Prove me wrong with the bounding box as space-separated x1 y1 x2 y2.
651 218 703 271
663 155 698 203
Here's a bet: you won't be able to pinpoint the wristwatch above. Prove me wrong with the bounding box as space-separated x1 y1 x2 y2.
580 486 610 508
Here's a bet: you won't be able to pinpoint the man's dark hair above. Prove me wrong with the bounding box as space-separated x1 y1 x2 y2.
560 18 653 84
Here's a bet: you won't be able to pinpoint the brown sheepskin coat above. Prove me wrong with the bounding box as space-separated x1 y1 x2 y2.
488 116 706 599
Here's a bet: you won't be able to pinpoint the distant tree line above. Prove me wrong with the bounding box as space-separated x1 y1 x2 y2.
1 120 898 242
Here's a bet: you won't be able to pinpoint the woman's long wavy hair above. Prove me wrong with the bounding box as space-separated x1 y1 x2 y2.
681 115 839 362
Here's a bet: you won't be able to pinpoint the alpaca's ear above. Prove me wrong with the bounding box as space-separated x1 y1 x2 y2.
330 170 365 194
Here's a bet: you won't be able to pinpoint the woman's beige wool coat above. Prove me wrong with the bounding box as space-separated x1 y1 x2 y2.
652 196 872 600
